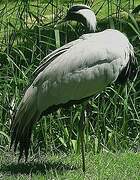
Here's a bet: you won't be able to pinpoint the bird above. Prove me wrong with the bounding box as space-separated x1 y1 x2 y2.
10 4 137 172
63 4 97 33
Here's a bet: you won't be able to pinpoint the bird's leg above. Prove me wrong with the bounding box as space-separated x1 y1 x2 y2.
79 101 88 173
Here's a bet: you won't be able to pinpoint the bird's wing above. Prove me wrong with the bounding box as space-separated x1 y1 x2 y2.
33 32 97 77
33 30 131 88
32 35 129 111
33 38 83 77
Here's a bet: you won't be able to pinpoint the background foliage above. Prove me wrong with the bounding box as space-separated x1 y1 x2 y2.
0 0 140 159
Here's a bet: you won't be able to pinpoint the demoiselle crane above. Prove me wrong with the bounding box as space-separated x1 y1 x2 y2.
10 4 137 172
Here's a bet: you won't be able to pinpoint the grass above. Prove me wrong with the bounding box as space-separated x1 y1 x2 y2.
0 0 140 178
0 151 140 179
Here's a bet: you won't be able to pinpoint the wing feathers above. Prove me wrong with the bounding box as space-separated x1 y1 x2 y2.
33 39 82 77
10 86 40 161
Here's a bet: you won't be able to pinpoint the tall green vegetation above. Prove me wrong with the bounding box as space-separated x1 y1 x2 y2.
0 0 140 157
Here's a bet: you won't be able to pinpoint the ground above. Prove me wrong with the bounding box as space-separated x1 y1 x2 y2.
0 151 140 179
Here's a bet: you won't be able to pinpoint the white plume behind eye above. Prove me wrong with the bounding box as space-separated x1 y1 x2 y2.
76 9 97 32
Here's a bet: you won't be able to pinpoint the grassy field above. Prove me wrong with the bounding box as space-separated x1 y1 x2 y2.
0 151 140 179
0 0 140 179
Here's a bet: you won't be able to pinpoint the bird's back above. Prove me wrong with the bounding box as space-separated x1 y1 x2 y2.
32 29 132 111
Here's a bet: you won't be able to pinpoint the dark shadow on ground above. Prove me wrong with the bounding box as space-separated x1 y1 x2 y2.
0 161 77 175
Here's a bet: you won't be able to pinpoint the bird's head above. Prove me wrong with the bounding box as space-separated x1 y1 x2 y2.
64 4 97 32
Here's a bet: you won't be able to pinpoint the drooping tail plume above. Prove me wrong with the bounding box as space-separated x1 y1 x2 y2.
10 85 40 161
